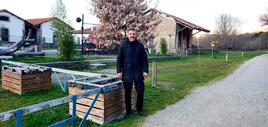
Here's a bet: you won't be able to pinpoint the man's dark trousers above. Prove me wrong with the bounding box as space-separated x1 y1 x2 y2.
123 80 144 114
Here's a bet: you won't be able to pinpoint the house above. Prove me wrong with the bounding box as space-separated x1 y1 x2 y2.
27 17 74 48
0 9 36 46
73 26 100 48
153 10 210 54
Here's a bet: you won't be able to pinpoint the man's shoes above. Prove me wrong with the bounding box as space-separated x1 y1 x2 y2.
137 111 146 116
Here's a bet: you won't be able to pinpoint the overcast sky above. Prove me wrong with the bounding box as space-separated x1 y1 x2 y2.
0 0 267 34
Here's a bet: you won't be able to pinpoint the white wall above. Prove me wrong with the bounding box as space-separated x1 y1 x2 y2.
40 21 54 43
0 11 24 42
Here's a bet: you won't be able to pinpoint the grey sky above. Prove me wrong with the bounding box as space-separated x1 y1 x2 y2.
0 0 267 34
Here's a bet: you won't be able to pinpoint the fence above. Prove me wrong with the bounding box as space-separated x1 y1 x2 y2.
0 60 122 127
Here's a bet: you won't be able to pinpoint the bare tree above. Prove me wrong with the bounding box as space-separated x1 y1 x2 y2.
260 9 268 48
260 9 268 26
89 0 161 48
215 14 241 49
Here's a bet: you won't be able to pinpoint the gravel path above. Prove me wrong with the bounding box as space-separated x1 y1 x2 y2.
142 54 268 127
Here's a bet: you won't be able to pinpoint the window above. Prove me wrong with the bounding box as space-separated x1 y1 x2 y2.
0 28 9 42
0 16 9 21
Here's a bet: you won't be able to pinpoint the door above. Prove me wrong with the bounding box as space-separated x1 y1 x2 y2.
1 28 9 42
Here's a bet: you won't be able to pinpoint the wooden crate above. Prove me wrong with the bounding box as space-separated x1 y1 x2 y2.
1 70 51 95
69 84 137 125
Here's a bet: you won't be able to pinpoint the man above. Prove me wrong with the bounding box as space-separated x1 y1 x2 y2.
116 28 148 116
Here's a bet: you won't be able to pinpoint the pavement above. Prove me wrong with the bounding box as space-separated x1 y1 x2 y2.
142 54 268 127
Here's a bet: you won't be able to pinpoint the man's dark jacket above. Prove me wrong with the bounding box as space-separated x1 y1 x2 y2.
116 39 148 82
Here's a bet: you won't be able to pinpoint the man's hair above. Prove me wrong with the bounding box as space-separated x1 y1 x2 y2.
127 27 136 32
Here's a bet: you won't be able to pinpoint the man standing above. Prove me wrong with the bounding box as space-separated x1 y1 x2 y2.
116 28 148 116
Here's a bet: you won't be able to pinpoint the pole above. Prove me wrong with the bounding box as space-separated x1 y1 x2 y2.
211 46 214 58
81 14 84 55
225 53 228 62
152 61 157 87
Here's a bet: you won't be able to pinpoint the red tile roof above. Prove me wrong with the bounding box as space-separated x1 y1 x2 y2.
26 17 54 26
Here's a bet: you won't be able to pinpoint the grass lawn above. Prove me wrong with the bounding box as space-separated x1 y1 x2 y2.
0 51 265 127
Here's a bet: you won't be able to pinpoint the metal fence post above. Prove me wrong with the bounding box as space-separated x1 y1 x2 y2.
72 95 77 127
15 109 22 127
79 88 102 127
64 73 68 92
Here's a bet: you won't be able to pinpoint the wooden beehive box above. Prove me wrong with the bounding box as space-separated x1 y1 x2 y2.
69 81 136 125
1 65 51 95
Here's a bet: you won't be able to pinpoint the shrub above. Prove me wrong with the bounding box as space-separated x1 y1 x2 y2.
160 38 167 55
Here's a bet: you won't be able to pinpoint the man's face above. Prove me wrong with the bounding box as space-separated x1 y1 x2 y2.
127 30 136 42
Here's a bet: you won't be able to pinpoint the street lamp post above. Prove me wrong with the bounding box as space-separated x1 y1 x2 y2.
76 14 84 55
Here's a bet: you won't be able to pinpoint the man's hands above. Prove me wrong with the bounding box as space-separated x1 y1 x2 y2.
143 72 148 78
117 72 148 78
117 72 122 78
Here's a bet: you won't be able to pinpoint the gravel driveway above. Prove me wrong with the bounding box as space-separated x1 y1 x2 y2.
142 54 268 127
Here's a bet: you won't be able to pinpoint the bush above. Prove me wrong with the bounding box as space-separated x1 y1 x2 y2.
160 38 167 55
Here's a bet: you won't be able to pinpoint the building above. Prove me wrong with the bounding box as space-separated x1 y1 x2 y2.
73 26 100 48
154 10 210 54
0 9 73 49
27 17 74 48
0 9 36 46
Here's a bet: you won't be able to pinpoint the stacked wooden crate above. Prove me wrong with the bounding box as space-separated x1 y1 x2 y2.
1 65 52 95
69 81 136 125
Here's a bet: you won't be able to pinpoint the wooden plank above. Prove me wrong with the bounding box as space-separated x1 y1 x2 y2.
70 103 104 117
21 81 51 88
74 89 125 109
2 71 21 80
71 105 128 125
22 85 51 92
21 78 51 85
2 78 21 87
22 83 51 90
2 76 22 84
70 108 126 125
71 101 125 118
76 98 104 109
69 87 105 101
69 87 124 102
21 72 51 80
2 80 21 90
1 84 21 94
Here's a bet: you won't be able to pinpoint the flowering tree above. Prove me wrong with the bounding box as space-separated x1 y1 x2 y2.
90 0 161 48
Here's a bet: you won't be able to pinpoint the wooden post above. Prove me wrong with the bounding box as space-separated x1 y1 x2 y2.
225 53 229 62
152 61 157 87
242 51 244 57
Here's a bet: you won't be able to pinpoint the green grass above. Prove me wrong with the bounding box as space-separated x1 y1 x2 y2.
0 51 265 127
0 86 68 127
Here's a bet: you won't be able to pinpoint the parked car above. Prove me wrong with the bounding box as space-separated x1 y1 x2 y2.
83 42 96 51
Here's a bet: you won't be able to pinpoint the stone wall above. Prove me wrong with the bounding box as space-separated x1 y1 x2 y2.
154 15 177 53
